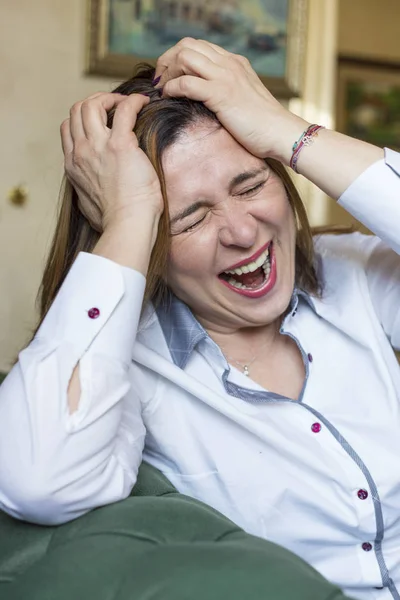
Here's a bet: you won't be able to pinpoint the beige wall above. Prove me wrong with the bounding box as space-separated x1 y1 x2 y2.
338 0 400 61
0 0 340 370
289 0 338 226
327 0 400 228
0 0 113 371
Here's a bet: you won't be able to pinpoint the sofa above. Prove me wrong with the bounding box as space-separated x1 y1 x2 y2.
0 455 355 600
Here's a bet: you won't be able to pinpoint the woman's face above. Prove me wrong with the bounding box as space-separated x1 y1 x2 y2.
163 122 297 333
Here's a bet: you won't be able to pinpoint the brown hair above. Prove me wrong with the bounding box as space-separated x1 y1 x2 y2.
35 64 320 334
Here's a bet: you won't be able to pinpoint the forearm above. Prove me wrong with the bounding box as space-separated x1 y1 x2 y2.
93 208 162 275
0 355 145 525
153 39 385 200
68 209 161 413
0 250 150 523
272 114 384 200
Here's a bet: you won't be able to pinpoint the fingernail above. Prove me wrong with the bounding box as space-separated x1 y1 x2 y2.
152 76 161 86
141 92 151 97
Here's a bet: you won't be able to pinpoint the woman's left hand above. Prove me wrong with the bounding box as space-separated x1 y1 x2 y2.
153 38 307 164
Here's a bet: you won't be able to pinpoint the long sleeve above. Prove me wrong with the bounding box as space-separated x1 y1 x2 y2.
0 252 149 525
337 148 400 349
338 148 400 254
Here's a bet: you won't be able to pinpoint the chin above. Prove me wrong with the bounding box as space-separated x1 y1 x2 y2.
241 284 294 327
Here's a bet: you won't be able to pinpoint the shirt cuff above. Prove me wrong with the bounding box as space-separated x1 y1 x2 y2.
36 252 146 365
338 148 400 254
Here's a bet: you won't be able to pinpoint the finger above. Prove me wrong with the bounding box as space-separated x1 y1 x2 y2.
84 91 110 101
60 118 73 156
65 93 106 143
110 94 150 140
158 47 224 88
163 75 213 105
75 189 103 232
69 101 86 142
80 93 127 139
178 38 229 59
154 38 227 83
198 39 230 57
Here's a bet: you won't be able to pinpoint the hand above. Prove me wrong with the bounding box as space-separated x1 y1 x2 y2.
60 93 163 232
153 38 309 163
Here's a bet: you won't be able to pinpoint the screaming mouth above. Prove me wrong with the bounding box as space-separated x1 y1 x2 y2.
219 243 272 290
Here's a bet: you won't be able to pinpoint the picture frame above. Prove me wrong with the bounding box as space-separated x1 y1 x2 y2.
337 56 400 151
86 0 308 99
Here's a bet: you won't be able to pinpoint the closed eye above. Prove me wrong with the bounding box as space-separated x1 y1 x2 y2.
182 214 207 233
239 182 265 196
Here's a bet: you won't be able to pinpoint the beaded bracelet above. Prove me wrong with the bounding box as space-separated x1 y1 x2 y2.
290 124 325 173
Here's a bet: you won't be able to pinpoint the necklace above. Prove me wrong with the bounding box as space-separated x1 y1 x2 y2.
225 356 256 377
221 337 270 377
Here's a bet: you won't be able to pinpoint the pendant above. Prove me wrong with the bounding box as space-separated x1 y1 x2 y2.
243 365 249 376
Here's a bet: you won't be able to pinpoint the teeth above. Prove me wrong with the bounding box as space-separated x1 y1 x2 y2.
228 278 246 289
226 252 272 291
225 248 270 276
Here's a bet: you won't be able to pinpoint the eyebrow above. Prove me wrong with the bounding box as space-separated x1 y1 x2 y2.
228 166 269 192
169 166 269 226
170 200 210 227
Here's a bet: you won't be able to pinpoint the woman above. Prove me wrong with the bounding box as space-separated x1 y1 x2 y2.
1 38 400 600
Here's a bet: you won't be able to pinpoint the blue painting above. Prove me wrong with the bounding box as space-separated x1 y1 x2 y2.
108 0 289 78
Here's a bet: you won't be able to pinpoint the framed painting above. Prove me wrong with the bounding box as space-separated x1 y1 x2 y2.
337 56 400 151
86 0 308 98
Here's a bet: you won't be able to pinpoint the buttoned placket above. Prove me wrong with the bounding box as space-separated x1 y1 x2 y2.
215 300 391 594
157 288 398 597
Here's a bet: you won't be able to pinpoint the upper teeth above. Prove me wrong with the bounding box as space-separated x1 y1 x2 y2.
225 248 270 276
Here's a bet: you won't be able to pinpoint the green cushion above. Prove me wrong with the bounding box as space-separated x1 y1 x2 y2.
0 462 352 600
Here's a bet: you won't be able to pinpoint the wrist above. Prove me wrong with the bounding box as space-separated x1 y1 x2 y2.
95 209 162 274
104 207 162 231
103 196 164 232
268 115 311 166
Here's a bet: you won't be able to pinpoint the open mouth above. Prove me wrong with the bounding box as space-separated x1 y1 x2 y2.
218 241 276 298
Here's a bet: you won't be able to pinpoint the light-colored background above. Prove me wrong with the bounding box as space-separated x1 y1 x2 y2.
0 0 399 371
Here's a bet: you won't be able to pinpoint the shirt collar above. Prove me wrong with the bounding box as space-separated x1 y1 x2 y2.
156 288 316 369
156 291 208 369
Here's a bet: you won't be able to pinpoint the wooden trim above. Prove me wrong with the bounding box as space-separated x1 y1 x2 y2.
338 54 400 72
85 0 309 99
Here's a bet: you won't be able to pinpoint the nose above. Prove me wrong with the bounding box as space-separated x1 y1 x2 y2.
218 203 257 249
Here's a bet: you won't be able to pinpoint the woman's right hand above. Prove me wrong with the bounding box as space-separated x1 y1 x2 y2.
60 92 164 232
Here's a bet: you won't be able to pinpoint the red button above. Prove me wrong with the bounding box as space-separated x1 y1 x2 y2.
88 307 100 319
311 422 321 433
357 489 369 500
362 542 372 552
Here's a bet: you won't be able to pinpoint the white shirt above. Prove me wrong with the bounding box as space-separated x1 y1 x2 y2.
1 149 400 600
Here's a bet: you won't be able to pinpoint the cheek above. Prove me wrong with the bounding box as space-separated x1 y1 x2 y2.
269 185 295 236
166 244 187 285
259 194 295 239
166 236 208 285
254 176 292 224
168 217 221 276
